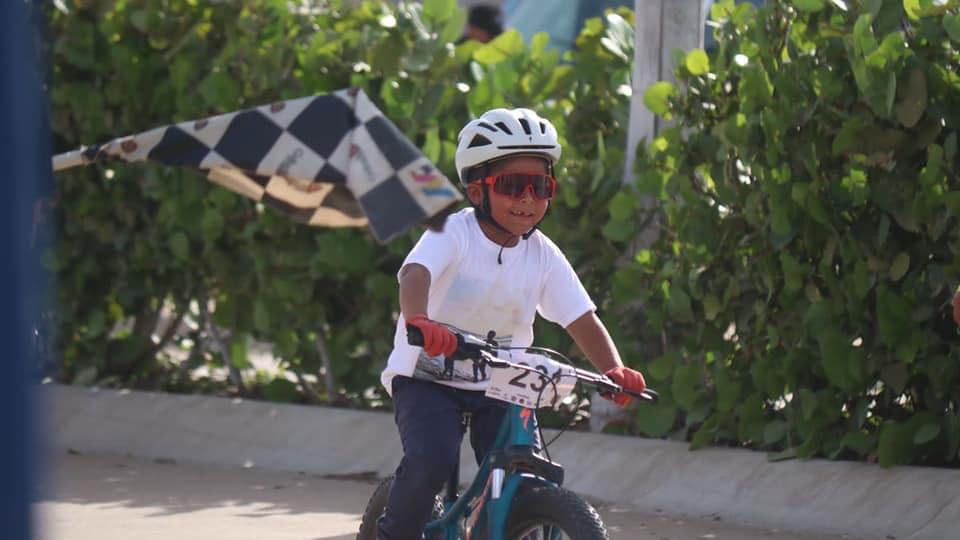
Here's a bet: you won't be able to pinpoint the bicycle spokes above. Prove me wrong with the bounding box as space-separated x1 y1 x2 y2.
516 524 569 540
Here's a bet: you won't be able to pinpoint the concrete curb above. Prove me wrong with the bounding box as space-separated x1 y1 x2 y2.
45 384 957 539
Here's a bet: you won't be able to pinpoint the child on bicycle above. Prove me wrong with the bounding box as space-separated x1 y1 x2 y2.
377 108 647 539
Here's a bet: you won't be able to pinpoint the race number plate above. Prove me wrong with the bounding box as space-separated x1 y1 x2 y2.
484 350 576 408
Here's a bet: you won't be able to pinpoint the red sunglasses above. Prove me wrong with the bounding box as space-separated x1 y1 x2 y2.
478 174 557 200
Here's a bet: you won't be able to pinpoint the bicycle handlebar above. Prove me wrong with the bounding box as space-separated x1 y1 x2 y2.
406 325 659 404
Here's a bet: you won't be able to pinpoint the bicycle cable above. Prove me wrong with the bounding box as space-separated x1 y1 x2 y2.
537 372 597 460
487 345 565 461
532 363 561 462
482 345 602 462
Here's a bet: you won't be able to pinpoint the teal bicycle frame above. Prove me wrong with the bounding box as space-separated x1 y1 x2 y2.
401 327 657 539
422 402 563 540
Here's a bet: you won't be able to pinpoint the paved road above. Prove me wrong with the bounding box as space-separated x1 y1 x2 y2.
35 452 859 540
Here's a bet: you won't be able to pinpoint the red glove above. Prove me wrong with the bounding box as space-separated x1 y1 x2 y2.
604 367 647 407
406 314 457 358
953 288 960 326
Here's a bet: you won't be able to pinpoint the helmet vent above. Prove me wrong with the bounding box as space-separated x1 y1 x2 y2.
467 134 492 148
455 109 561 185
518 118 532 135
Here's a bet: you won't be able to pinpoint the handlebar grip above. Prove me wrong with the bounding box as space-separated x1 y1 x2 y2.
406 324 425 347
406 325 471 359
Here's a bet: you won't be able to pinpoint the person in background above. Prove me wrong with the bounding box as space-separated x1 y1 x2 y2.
458 4 503 44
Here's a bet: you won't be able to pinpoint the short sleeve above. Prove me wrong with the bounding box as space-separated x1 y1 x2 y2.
398 220 463 282
537 245 596 327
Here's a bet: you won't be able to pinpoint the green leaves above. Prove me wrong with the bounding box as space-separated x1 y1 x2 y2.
623 0 960 466
263 378 299 403
840 167 869 206
894 67 927 128
607 192 635 220
473 30 524 65
876 286 913 349
913 423 941 445
253 298 271 333
853 14 879 56
421 0 456 23
945 13 960 41
56 19 96 70
50 0 652 409
903 0 922 20
369 33 406 74
685 49 710 76
647 352 677 381
201 210 225 243
667 285 695 323
888 252 910 281
738 66 773 113
845 14 911 119
168 231 190 260
643 81 676 117
702 294 721 321
764 420 788 445
840 431 875 455
901 0 950 21
198 71 242 109
50 0 960 465
818 330 854 389
792 0 826 12
878 416 945 467
634 400 678 437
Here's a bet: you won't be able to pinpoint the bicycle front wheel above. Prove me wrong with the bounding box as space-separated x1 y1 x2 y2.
505 485 609 540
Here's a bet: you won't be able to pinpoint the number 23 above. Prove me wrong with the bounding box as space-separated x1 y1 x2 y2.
508 363 557 394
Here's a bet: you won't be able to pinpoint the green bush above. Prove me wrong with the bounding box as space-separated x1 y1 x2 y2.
621 0 959 466
51 0 959 466
48 0 636 406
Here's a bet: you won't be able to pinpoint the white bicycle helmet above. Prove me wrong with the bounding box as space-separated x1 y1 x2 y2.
454 108 561 185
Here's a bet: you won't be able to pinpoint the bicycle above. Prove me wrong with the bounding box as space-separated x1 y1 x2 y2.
357 327 658 540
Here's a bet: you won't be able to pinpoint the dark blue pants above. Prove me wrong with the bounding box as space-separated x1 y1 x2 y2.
377 376 508 540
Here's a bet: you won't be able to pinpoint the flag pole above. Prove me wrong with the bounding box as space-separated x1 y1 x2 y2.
51 148 92 172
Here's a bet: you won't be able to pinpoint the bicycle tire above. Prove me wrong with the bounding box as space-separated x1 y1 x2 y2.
505 485 609 540
356 474 445 540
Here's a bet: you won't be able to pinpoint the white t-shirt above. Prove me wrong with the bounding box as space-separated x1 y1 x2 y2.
381 208 596 394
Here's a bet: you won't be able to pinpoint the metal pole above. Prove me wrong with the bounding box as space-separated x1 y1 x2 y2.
625 0 706 184
1 0 50 536
51 148 92 172
624 0 664 184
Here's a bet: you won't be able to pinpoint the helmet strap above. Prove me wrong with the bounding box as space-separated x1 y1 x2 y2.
474 184 515 264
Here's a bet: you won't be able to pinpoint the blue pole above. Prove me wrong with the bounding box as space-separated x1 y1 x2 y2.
0 0 54 537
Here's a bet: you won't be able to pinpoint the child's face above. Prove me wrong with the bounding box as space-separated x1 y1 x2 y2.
470 156 552 236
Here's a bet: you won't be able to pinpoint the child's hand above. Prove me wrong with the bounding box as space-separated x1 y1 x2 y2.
603 367 647 407
406 314 458 358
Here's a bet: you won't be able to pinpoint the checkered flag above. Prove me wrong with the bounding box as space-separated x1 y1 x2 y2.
52 87 462 243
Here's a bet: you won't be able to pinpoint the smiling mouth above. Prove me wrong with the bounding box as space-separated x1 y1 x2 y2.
509 210 535 218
